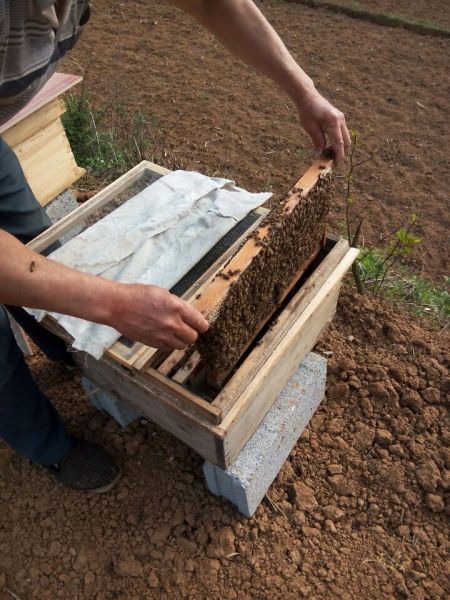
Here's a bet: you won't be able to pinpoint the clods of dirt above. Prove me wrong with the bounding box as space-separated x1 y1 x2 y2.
0 285 448 600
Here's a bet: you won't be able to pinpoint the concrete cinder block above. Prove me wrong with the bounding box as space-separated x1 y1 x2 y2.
203 351 327 517
81 376 140 428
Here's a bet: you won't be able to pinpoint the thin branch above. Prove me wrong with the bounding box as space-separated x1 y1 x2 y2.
352 219 363 247
4 589 24 600
352 262 365 294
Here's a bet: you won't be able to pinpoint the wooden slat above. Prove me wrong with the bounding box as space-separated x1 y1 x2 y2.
106 341 147 368
75 353 225 466
158 349 190 376
28 160 170 253
213 239 354 414
172 352 202 384
131 347 159 371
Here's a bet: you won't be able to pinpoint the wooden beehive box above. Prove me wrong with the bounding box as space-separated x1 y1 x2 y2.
0 73 85 206
29 160 358 469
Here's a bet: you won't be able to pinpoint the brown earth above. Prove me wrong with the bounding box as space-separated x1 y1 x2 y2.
64 0 449 283
1 2 449 599
0 287 448 600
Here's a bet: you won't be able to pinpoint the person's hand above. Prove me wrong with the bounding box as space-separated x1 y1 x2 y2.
109 283 209 350
296 88 350 164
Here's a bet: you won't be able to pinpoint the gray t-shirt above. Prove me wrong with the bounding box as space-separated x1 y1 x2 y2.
0 0 89 125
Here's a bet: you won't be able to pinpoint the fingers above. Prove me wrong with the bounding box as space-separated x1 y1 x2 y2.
341 120 351 154
180 301 209 334
299 92 350 164
325 108 350 164
167 335 189 351
162 298 209 350
324 120 346 164
304 121 326 156
173 319 199 345
114 284 209 351
164 324 199 351
148 327 194 351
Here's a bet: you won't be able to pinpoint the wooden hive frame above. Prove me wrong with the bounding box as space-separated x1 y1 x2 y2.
193 155 333 388
28 160 358 468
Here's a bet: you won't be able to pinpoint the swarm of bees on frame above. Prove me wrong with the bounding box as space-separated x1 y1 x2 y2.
196 172 334 376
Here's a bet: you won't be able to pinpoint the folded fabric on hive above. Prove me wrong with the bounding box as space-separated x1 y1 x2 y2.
28 170 271 358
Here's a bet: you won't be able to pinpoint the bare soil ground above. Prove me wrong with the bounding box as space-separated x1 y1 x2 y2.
0 1 449 599
0 289 448 600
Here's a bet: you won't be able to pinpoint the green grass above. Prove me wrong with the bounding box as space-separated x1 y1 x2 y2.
286 0 450 37
62 93 154 177
199 92 210 104
356 248 450 322
343 0 448 31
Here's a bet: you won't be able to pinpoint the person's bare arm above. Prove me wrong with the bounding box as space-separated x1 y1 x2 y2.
0 229 208 350
168 0 350 162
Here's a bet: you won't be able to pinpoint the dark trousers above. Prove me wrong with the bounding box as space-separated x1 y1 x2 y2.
0 137 72 465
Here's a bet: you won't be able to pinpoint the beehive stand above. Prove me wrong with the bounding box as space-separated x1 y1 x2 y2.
28 159 358 469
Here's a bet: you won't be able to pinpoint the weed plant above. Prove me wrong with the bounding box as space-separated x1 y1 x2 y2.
344 132 449 325
358 249 449 321
62 90 170 178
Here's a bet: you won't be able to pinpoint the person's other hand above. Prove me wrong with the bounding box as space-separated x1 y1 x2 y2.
110 283 209 350
296 89 350 164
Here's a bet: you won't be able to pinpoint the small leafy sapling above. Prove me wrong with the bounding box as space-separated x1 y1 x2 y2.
344 130 372 294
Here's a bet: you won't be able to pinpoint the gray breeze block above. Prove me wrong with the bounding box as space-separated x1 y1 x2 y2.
45 188 82 244
81 376 140 428
203 351 327 517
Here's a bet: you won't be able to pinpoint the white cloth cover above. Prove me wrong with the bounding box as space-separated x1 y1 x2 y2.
29 170 271 358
